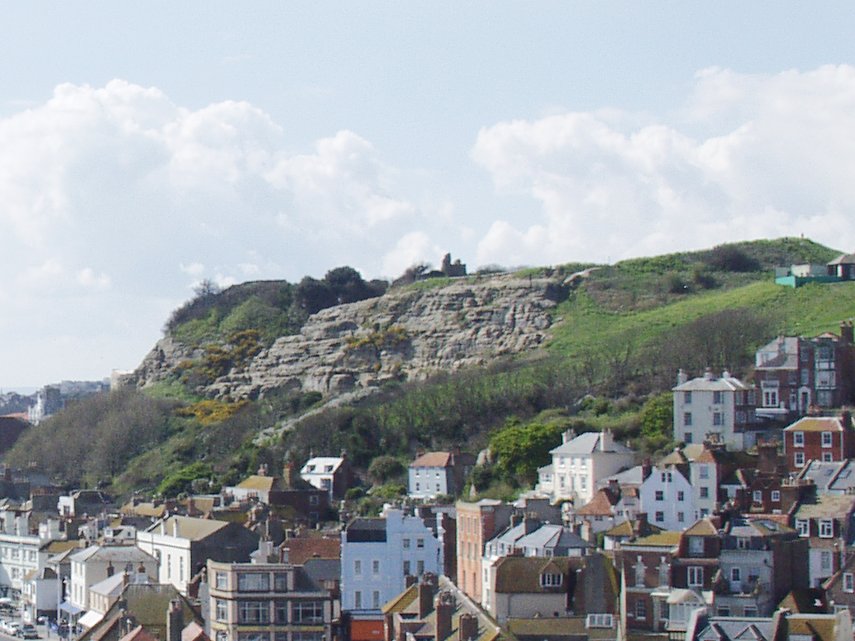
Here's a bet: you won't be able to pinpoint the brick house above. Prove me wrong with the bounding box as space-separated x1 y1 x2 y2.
783 412 855 472
753 323 855 419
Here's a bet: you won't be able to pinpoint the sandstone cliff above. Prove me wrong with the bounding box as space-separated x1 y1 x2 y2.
129 273 566 401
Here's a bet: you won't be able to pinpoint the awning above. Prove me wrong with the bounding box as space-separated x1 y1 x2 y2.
59 601 84 616
78 610 104 629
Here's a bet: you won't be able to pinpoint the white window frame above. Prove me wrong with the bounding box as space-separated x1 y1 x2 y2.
822 431 833 448
794 451 805 467
688 566 704 587
793 431 805 447
819 519 834 538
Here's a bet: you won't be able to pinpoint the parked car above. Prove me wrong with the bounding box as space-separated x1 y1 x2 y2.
17 624 39 639
6 622 22 636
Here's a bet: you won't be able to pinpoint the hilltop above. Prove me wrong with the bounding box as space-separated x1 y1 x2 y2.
6 237 854 496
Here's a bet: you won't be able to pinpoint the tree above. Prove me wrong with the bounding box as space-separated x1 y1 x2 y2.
368 456 405 485
294 277 337 314
640 393 674 439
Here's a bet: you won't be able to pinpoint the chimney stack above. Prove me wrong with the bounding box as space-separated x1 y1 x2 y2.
167 599 183 641
434 592 454 641
842 410 853 430
458 614 478 641
677 369 688 385
283 462 295 489
418 579 435 618
840 321 854 345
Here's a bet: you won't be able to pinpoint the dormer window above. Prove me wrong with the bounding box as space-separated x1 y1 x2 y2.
540 572 563 587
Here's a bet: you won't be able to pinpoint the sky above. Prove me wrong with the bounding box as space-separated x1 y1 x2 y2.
2 3 855 388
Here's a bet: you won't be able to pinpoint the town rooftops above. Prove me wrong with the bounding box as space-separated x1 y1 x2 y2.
576 488 619 516
620 531 682 548
755 337 801 370
796 459 855 493
683 518 720 537
70 545 156 565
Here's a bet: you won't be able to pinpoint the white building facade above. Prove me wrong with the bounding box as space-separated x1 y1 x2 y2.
673 370 757 450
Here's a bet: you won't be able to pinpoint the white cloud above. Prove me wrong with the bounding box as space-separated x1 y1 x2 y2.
472 65 855 265
381 231 440 278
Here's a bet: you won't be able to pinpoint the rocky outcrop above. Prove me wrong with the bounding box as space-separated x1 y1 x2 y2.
128 273 566 401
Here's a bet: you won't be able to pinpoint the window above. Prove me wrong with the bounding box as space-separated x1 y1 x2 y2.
403 561 411 576
238 601 270 624
372 560 380 575
372 591 380 608
292 634 324 641
713 391 723 404
586 614 614 629
822 452 833 462
274 573 289 591
753 490 762 503
215 571 228 589
417 538 425 549
354 560 362 576
684 412 693 426
540 573 563 587
238 634 269 641
846 573 855 594
417 560 424 575
677 491 684 501
655 511 664 523
655 490 664 501
763 389 778 408
699 487 709 499
402 538 410 549
793 431 805 447
712 411 724 426
743 606 758 617
822 432 833 448
635 600 646 619
684 432 693 444
269 601 286 624
795 452 805 467
717 607 731 617
699 465 709 479
688 537 704 557
684 391 692 404
661 471 672 482
819 519 834 538
354 591 362 609
688 567 703 587
822 551 832 571
796 519 809 537
677 512 685 523
309 495 319 506
731 567 741 582
771 490 780 502
215 600 228 622
238 573 270 592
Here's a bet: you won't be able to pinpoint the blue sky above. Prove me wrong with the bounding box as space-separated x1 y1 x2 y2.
2 3 855 388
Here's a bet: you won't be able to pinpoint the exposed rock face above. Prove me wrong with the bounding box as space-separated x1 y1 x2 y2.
128 273 565 401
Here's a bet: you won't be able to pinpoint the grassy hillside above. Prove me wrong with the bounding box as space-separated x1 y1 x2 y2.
7 237 853 497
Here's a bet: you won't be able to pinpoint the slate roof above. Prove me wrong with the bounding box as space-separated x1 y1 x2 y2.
506 617 618 641
301 457 345 474
673 374 752 392
778 588 829 614
828 253 855 265
695 618 776 641
550 432 634 456
755 337 801 370
598 465 646 488
516 524 591 552
70 545 157 566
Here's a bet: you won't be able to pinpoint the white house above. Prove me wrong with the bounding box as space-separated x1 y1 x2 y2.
300 456 350 500
638 464 695 531
68 545 158 611
536 430 635 505
340 507 443 614
135 516 259 595
672 369 758 450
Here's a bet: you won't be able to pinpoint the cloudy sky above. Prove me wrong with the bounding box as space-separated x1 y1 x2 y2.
2 3 855 388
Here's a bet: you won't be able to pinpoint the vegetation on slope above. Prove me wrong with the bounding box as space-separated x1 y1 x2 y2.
6 237 852 500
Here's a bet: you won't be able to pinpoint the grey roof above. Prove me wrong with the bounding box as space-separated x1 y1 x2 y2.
673 374 752 392
70 545 156 565
516 524 591 551
796 460 855 493
598 465 645 488
302 558 341 585
828 253 855 265
549 432 634 455
794 494 855 520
